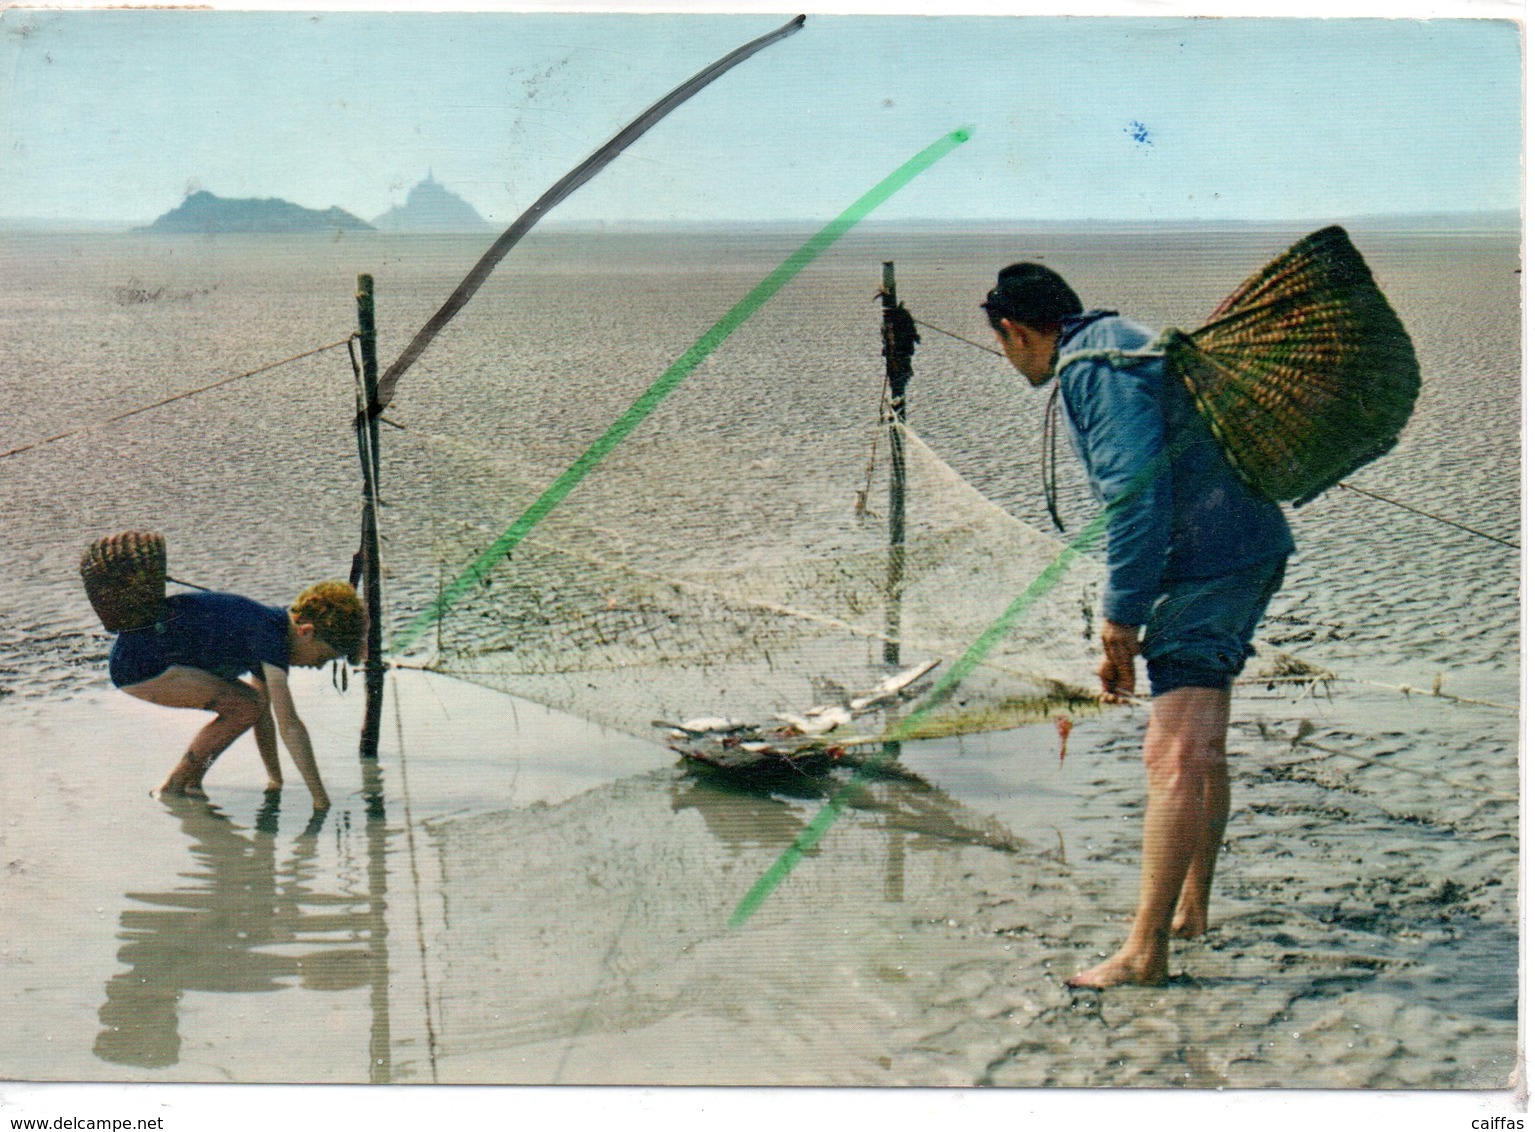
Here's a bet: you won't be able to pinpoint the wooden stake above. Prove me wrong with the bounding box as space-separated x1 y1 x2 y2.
879 261 917 668
355 274 386 760
879 261 920 771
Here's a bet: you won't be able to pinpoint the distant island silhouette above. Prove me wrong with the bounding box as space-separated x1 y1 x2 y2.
372 173 491 232
143 191 374 234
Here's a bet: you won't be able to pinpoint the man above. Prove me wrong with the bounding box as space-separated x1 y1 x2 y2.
109 581 365 810
983 263 1293 988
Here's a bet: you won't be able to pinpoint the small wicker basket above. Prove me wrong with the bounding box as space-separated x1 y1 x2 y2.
80 531 168 632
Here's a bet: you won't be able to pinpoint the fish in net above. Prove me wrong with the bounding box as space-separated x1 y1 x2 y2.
396 418 1105 768
389 226 1417 773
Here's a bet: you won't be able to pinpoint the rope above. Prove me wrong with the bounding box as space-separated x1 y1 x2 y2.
910 316 1004 358
1336 481 1519 550
1041 383 1064 532
1344 675 1516 713
0 336 356 461
912 311 1518 554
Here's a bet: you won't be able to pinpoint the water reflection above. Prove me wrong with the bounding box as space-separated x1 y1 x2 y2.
669 754 1022 860
410 762 1032 1078
94 793 382 1072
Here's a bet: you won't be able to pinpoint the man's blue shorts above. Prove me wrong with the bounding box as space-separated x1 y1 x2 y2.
1140 556 1288 698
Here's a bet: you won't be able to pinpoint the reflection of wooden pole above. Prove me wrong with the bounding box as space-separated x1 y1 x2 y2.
356 275 386 760
883 810 906 903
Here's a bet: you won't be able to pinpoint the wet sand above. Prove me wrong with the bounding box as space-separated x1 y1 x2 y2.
0 670 1515 1087
0 226 1519 1091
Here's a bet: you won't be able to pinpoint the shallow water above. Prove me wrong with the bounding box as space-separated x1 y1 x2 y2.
0 225 1518 1086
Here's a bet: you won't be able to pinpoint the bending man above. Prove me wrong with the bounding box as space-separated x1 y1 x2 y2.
983 263 1293 988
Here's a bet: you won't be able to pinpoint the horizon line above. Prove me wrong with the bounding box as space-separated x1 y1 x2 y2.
0 208 1520 233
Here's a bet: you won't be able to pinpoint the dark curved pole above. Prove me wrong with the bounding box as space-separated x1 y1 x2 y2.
371 13 807 414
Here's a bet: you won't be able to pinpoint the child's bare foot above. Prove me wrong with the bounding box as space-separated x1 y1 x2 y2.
152 780 208 800
156 753 213 799
265 779 283 793
1066 949 1167 989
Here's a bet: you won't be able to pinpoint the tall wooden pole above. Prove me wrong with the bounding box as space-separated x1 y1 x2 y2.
356 274 386 760
879 261 918 668
355 277 392 1077
878 262 919 789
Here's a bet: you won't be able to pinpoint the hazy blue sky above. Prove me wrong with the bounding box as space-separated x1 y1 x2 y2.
0 9 1520 225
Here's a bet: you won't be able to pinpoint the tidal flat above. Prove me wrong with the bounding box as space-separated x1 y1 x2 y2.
0 224 1518 1087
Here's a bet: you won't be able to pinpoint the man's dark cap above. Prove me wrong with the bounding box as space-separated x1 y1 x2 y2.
982 263 1084 328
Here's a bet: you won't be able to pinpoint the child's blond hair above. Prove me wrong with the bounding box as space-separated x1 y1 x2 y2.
291 581 366 663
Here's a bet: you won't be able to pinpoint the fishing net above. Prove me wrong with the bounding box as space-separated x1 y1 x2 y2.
377 224 1423 761
396 416 1105 754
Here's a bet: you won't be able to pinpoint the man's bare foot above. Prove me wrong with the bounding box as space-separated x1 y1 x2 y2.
1066 950 1167 989
1171 911 1208 939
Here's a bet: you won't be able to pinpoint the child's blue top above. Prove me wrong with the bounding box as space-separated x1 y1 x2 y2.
141 592 290 680
1054 311 1295 626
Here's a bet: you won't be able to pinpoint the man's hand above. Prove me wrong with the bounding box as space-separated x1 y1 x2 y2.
1098 620 1141 703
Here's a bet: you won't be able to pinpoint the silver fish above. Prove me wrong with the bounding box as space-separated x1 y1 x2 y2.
849 658 941 712
652 717 751 737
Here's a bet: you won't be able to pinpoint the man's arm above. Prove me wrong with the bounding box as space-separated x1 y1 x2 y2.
1061 354 1174 698
1098 620 1140 702
1069 356 1173 626
260 662 330 810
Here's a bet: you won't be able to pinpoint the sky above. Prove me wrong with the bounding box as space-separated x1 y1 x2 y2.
0 4 1522 226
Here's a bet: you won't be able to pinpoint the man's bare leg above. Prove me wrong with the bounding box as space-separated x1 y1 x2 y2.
1171 747 1230 938
1068 686 1232 989
122 666 262 797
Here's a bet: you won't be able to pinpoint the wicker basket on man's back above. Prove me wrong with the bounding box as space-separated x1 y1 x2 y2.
1161 225 1420 507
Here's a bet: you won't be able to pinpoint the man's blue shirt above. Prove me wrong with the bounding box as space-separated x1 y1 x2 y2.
1054 311 1294 626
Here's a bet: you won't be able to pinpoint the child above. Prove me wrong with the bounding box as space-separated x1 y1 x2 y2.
109 582 366 809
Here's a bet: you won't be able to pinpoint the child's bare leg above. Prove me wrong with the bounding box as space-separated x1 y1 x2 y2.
122 666 262 796
246 678 282 791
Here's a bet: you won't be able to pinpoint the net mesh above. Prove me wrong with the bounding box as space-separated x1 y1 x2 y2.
377 225 1435 758
399 416 1106 747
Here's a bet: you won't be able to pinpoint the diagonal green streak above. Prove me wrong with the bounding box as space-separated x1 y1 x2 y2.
728 426 1197 927
392 127 973 655
728 510 1110 927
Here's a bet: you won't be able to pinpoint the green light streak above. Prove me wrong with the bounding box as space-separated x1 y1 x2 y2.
729 419 1196 927
393 126 973 654
728 510 1109 928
